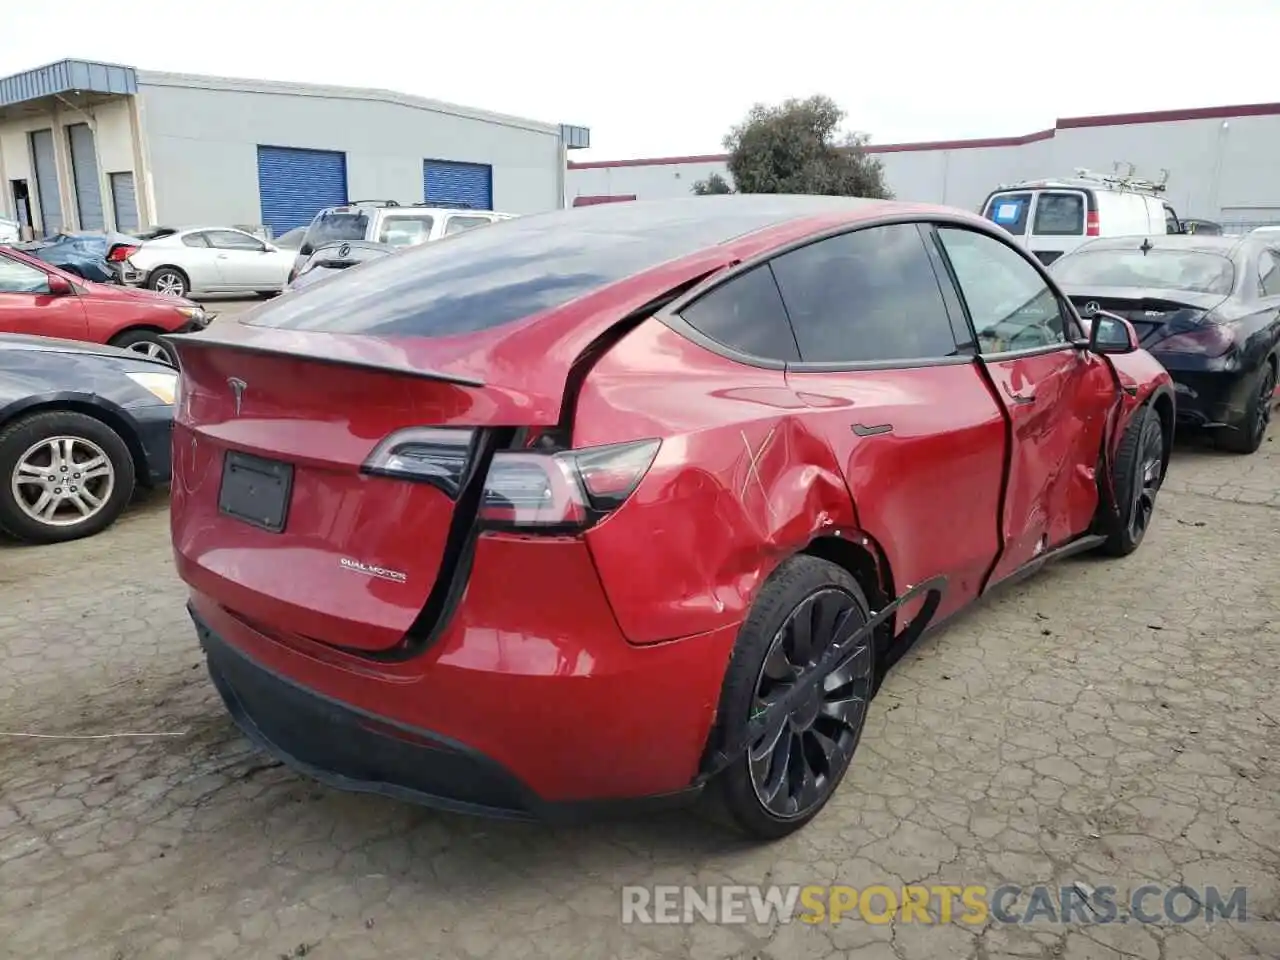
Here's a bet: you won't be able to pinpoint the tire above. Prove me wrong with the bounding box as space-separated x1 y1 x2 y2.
1098 404 1166 557
706 555 875 840
0 410 136 545
109 328 176 365
148 266 189 298
1217 360 1276 455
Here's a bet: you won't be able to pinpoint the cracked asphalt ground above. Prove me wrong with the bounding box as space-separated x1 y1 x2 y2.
2 364 1278 957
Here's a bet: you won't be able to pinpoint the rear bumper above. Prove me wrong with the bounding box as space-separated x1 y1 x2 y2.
182 534 740 816
1160 365 1253 428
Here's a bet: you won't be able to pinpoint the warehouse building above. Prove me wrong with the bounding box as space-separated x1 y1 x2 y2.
0 59 589 239
569 101 1280 230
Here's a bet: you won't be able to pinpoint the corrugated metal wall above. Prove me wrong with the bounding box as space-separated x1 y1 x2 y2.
256 146 348 236
423 160 493 210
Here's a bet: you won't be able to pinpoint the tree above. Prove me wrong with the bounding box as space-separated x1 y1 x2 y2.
722 94 891 199
692 172 733 195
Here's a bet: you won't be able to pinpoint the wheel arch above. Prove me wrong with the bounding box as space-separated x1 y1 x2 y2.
0 396 149 488
1147 383 1176 475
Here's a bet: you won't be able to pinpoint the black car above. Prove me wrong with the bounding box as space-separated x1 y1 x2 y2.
0 334 175 544
284 239 395 291
1051 234 1280 453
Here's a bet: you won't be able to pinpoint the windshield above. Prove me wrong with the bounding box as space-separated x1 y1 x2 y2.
1050 248 1235 295
302 212 370 249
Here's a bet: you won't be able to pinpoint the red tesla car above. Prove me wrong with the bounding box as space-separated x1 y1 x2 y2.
0 245 208 363
167 196 1174 839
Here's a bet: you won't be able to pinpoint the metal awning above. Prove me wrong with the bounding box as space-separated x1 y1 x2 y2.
0 59 137 111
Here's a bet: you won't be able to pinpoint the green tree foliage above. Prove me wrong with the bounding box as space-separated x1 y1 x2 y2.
722 94 892 198
691 172 734 195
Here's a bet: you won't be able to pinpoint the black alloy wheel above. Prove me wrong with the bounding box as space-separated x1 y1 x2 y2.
749 587 873 820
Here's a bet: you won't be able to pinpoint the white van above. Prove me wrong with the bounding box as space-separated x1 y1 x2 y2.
980 170 1183 266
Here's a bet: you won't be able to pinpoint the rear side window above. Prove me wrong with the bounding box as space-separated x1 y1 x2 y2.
379 215 435 247
770 224 960 363
444 215 493 237
181 233 209 248
678 264 799 362
984 192 1033 236
303 211 370 249
1032 192 1085 236
1259 250 1280 297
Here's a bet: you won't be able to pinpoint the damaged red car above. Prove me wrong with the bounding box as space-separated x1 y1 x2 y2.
167 196 1175 839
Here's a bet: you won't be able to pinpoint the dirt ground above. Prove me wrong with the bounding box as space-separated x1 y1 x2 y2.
1 333 1277 958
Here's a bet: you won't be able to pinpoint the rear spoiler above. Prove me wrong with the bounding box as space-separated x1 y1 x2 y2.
160 331 486 388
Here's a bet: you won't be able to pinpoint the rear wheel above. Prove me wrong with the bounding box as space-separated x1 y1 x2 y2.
1217 360 1276 455
707 555 874 840
110 328 176 365
0 411 136 544
1099 404 1166 557
149 267 189 298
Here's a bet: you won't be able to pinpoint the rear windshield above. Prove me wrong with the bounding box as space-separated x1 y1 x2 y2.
1031 192 1085 236
1050 248 1235 295
303 211 370 248
984 193 1033 236
247 197 856 337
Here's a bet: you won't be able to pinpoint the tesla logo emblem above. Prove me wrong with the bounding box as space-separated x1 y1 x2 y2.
227 377 247 416
1082 301 1100 317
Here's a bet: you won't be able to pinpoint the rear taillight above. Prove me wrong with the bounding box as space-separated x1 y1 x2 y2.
1086 211 1100 236
361 428 660 533
1152 325 1234 358
107 244 139 262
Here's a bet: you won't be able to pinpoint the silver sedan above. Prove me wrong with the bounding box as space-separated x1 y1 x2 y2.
124 226 296 299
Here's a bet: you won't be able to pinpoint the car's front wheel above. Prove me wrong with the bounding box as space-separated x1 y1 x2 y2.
0 411 136 545
708 555 875 840
149 267 189 298
109 328 176 365
1099 403 1166 557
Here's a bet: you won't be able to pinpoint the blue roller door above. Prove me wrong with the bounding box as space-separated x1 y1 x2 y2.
256 146 348 237
423 160 493 210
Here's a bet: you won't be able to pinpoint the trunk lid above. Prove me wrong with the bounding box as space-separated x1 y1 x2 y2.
168 326 529 654
1061 286 1226 348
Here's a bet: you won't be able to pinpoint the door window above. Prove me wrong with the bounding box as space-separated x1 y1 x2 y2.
677 263 799 362
983 192 1033 236
0 256 51 294
378 216 435 247
1031 192 1085 236
206 230 266 251
444 215 493 236
769 224 960 363
1164 205 1182 234
937 227 1073 353
1259 250 1280 297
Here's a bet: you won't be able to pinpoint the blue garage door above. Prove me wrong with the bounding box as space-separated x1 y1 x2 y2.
423 160 493 210
257 146 348 237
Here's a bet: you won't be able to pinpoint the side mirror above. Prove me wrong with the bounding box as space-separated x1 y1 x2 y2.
46 275 73 296
1087 309 1140 354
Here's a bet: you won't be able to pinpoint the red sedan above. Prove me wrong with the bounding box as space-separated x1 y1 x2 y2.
0 245 208 363
167 196 1175 839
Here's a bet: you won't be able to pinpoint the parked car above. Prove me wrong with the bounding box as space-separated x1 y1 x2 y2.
284 240 396 292
166 195 1174 840
0 245 209 363
290 201 515 280
0 217 19 244
124 226 295 298
18 230 141 283
1051 233 1280 453
0 333 176 544
980 170 1183 266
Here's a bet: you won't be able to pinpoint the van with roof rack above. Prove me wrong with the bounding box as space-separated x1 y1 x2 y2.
290 200 516 281
979 165 1185 266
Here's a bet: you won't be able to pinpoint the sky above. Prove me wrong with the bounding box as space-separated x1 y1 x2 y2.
4 0 1280 162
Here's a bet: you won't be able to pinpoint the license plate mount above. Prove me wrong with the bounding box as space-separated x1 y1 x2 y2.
218 451 293 533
